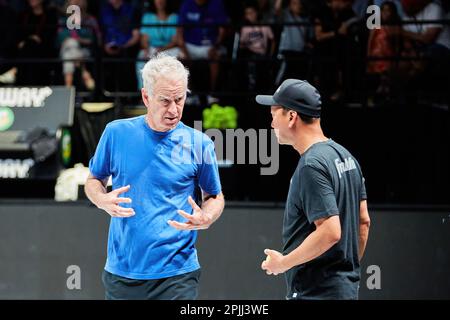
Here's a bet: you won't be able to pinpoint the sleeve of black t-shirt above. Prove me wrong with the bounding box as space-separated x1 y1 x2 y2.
360 176 367 200
299 164 339 224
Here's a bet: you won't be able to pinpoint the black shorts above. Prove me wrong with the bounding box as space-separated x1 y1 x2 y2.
102 269 201 300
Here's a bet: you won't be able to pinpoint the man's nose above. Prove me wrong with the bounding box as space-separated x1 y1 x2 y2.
168 101 178 114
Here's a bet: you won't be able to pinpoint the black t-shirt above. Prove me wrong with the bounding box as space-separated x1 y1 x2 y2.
283 139 367 300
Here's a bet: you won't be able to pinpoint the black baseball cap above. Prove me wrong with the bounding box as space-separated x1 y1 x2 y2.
255 79 322 117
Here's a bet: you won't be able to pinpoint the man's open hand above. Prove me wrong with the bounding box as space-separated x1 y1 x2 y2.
98 185 135 218
168 196 213 230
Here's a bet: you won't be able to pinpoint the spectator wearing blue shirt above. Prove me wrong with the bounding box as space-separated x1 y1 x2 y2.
136 0 181 89
100 0 141 93
177 0 229 104
85 54 225 300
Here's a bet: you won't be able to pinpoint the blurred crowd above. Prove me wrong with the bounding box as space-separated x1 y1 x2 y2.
0 0 449 106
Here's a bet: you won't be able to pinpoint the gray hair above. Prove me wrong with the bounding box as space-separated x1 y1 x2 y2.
141 53 190 96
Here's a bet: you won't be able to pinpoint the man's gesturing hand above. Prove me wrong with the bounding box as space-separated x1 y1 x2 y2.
261 249 288 276
98 185 135 218
168 196 213 230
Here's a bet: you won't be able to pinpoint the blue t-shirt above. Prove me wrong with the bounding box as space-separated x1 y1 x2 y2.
89 116 222 279
178 0 228 46
100 2 139 46
140 13 178 48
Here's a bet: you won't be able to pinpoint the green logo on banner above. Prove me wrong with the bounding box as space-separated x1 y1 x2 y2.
0 107 14 131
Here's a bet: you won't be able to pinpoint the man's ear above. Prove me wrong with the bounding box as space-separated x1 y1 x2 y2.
289 111 298 121
141 88 150 107
288 111 297 128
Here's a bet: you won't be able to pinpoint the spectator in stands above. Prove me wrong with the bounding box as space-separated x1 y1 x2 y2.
257 0 277 23
16 0 58 86
313 0 358 101
274 0 315 85
352 0 371 18
239 2 275 91
0 1 18 84
367 1 402 102
57 0 101 90
177 0 229 104
100 0 140 94
136 0 181 89
402 0 449 50
373 0 405 17
50 0 67 12
352 0 405 18
400 0 450 98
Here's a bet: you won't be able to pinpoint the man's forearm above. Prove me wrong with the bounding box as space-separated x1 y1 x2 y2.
201 193 225 224
358 224 370 261
283 226 339 270
124 30 140 48
358 200 371 261
402 28 440 45
85 177 107 208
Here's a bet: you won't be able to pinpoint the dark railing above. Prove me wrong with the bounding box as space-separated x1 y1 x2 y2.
1 19 449 106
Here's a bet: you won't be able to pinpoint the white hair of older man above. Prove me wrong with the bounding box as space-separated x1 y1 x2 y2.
141 53 190 96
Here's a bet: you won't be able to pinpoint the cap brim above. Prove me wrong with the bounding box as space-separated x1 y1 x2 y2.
255 95 276 106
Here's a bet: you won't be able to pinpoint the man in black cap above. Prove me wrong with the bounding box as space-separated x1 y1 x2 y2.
256 79 371 300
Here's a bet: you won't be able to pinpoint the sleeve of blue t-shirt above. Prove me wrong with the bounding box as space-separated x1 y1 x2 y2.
168 14 178 39
197 139 222 196
140 13 152 37
299 164 339 224
88 124 112 180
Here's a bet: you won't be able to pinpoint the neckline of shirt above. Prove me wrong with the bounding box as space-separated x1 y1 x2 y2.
302 138 333 156
141 115 184 137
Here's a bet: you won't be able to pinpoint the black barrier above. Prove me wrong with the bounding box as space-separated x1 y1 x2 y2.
0 200 449 300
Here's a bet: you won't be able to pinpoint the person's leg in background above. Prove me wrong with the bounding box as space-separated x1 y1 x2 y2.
119 46 139 95
136 49 148 90
208 47 220 94
185 43 223 104
60 38 80 88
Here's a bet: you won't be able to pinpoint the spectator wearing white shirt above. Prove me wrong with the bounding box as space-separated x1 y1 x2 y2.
400 0 450 102
402 0 450 49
